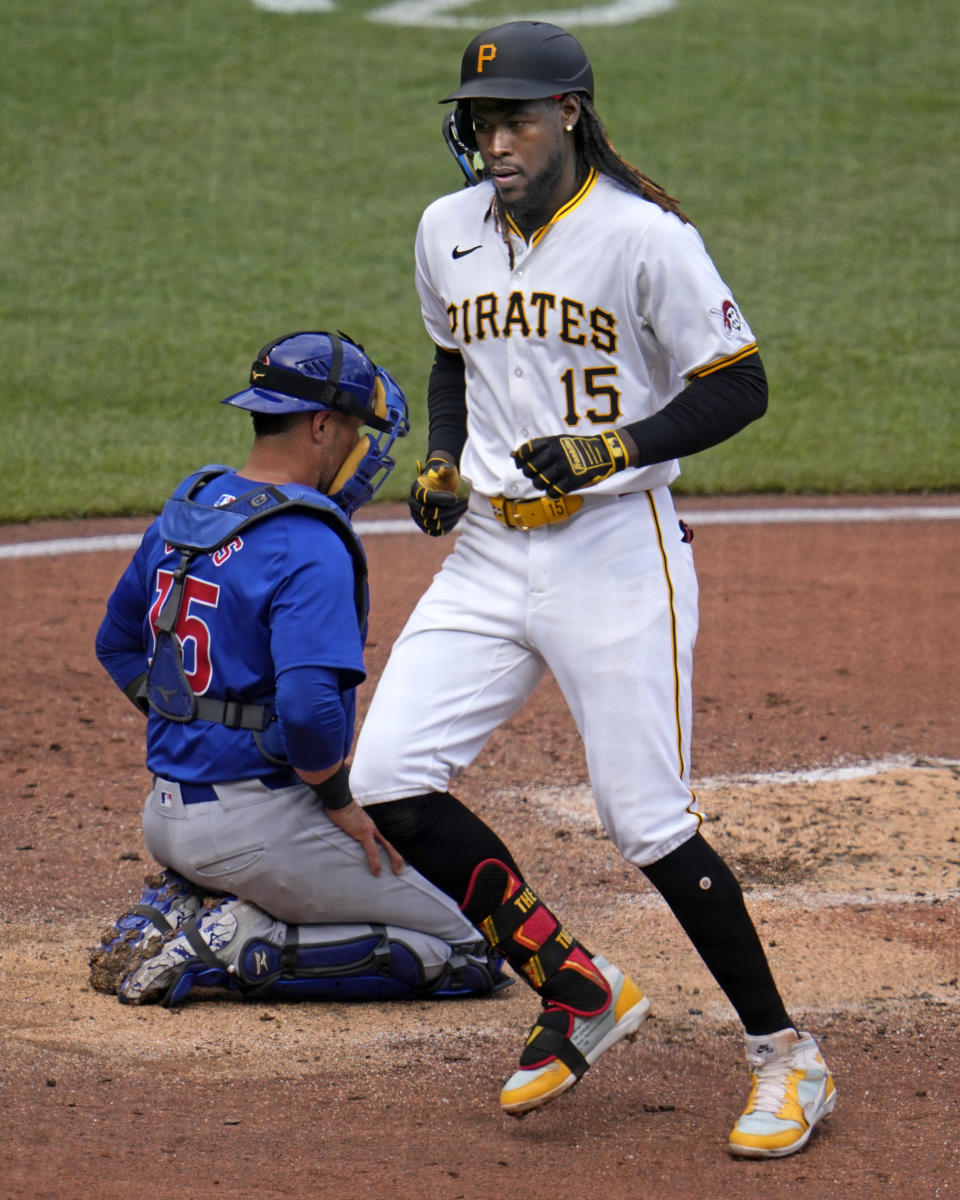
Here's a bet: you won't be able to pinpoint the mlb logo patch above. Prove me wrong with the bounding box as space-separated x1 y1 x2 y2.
160 790 174 808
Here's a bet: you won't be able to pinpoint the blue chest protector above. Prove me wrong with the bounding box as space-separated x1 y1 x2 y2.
145 465 367 732
118 474 515 1005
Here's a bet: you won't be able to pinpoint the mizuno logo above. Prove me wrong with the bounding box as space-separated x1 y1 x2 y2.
452 244 482 260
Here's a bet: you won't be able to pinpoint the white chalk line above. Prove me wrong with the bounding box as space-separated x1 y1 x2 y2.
694 753 960 790
522 755 959 823
614 885 960 911
2 503 958 560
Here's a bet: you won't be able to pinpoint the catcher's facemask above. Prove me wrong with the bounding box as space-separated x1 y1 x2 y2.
328 365 409 517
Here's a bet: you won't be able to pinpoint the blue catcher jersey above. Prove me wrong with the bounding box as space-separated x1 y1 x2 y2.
101 470 366 783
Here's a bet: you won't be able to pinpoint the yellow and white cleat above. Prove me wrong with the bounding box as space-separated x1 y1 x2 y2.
728 1028 837 1158
500 955 650 1116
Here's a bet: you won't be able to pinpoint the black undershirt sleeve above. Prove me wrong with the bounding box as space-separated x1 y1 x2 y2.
624 353 768 467
425 347 767 469
426 345 468 462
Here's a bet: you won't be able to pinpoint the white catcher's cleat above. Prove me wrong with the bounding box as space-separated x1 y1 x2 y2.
500 955 650 1116
728 1028 837 1158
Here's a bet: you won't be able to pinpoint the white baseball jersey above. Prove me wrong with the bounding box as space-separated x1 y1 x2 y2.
351 169 758 867
415 169 757 499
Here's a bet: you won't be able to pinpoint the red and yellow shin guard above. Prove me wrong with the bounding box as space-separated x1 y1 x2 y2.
461 858 610 1016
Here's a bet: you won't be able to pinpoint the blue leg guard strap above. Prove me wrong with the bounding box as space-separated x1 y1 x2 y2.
121 900 512 1006
237 925 511 1002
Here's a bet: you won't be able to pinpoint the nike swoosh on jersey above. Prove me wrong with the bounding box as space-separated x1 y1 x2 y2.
452 244 482 260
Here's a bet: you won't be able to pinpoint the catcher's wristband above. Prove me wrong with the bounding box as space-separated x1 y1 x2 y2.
123 672 149 715
309 763 354 811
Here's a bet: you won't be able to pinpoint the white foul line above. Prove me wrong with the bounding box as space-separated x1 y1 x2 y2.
694 753 960 790
1 504 958 560
677 505 960 526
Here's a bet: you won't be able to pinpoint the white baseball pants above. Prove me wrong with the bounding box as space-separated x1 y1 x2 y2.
351 486 701 867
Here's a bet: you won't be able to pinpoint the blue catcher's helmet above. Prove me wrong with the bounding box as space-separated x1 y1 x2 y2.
222 331 409 516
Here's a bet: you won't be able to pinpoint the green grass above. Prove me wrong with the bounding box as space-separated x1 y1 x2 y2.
3 0 958 520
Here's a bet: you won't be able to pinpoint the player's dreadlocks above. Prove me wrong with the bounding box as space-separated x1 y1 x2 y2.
575 97 690 225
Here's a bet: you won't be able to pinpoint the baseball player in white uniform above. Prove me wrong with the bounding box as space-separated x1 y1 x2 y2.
351 21 835 1158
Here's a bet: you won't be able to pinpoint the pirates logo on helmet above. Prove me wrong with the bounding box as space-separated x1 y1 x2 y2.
440 21 594 162
442 21 594 104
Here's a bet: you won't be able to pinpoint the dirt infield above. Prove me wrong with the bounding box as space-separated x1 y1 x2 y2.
2 497 958 1199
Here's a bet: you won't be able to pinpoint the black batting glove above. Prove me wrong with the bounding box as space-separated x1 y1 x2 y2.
511 431 631 498
408 456 468 536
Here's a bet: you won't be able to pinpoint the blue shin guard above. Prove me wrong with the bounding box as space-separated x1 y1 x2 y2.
239 922 511 1001
120 899 511 1006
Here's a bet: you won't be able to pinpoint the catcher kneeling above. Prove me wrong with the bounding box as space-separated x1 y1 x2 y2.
90 330 507 1008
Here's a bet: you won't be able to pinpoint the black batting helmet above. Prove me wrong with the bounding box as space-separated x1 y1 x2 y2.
441 21 594 103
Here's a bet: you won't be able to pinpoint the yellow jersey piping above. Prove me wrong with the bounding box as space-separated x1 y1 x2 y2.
504 168 598 246
645 490 701 824
688 343 759 380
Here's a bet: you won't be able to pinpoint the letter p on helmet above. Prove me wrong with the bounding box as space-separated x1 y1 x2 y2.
477 43 497 73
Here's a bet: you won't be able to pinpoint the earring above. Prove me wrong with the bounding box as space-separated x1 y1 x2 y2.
565 124 574 132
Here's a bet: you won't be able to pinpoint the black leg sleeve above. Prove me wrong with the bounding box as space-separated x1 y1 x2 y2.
641 833 793 1036
366 792 521 907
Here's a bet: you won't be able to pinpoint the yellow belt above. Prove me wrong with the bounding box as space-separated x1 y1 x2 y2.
489 493 583 531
